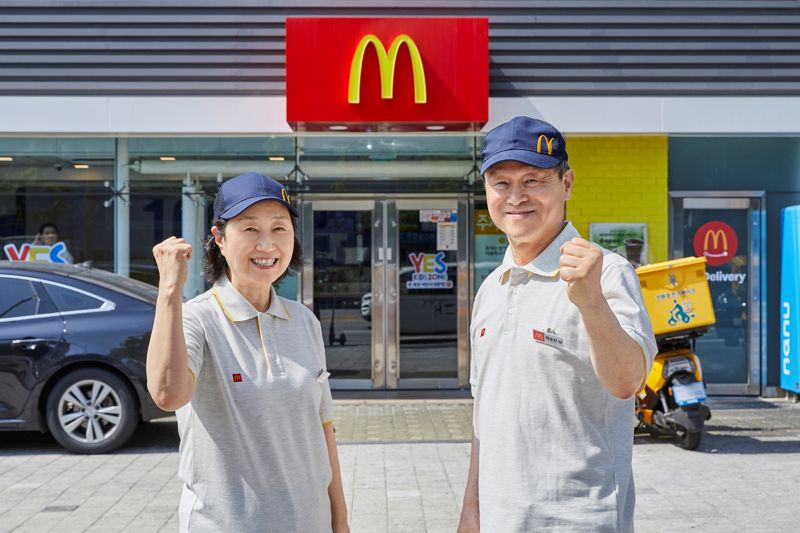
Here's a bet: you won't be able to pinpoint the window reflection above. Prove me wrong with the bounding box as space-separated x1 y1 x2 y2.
0 138 114 271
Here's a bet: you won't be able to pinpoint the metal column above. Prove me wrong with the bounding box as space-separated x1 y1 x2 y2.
181 175 205 299
372 200 388 389
114 138 129 277
457 196 471 388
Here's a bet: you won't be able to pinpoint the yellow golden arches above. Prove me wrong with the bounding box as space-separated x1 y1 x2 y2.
348 34 427 105
281 188 291 203
703 230 728 252
537 135 555 155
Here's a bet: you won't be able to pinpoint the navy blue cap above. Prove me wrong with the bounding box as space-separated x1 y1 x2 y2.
480 116 568 175
213 172 298 220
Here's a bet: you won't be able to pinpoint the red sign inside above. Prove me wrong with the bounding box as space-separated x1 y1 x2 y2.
286 18 489 131
693 221 738 266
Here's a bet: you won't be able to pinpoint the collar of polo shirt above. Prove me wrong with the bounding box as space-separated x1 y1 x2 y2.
499 221 579 284
212 274 292 322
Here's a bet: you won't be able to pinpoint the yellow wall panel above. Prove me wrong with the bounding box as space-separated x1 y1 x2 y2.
566 136 668 264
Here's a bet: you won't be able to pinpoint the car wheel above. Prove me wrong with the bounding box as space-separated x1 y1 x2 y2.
46 368 138 454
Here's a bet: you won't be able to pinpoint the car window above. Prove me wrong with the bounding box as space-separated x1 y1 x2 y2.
73 268 158 304
43 283 105 313
0 277 40 319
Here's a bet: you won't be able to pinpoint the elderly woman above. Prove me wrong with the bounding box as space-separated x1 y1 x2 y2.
146 172 349 532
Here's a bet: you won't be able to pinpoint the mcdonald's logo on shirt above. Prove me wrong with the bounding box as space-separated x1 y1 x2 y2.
286 18 488 131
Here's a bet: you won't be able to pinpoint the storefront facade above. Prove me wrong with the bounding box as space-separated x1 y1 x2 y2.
1 1 798 394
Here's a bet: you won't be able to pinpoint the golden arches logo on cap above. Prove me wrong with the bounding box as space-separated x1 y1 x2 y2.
281 188 291 203
536 135 555 155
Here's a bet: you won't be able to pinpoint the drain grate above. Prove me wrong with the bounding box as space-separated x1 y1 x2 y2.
42 505 79 512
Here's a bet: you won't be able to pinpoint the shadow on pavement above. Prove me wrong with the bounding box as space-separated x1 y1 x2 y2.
0 430 60 455
122 417 179 452
697 431 800 454
635 430 800 454
0 417 179 456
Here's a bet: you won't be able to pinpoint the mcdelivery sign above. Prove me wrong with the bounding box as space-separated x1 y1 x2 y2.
286 18 489 131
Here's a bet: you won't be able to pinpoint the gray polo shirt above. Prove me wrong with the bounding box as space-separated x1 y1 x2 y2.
176 274 335 532
470 222 657 532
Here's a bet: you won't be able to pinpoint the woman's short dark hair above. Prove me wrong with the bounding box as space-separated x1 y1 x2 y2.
39 222 58 234
202 215 304 284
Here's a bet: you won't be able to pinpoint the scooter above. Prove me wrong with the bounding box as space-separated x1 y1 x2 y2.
634 257 715 451
635 337 711 450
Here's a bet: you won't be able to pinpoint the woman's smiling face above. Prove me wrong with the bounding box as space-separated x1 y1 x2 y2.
213 200 295 291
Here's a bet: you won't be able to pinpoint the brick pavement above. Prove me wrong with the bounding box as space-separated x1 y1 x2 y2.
1 397 799 532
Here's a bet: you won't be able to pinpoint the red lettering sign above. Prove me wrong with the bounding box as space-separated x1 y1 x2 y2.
286 18 488 131
3 243 30 262
693 221 738 267
533 330 545 342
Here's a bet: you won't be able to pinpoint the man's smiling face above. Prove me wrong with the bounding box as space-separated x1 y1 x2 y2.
483 160 573 259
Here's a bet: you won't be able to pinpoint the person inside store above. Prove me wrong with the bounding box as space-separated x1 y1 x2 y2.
146 172 349 533
458 116 658 532
33 222 74 263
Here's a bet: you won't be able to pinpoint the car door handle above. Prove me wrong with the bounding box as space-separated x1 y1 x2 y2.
11 338 55 351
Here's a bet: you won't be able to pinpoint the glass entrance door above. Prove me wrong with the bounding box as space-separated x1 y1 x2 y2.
670 193 765 395
302 198 469 389
392 199 462 388
303 201 374 388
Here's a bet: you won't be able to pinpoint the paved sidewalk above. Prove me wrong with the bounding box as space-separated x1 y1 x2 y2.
1 398 799 532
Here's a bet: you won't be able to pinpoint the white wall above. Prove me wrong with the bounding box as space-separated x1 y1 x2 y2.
1 96 799 135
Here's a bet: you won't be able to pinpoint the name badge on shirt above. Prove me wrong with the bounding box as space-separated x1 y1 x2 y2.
532 328 565 348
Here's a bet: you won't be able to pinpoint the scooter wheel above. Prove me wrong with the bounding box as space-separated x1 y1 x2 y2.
676 429 702 450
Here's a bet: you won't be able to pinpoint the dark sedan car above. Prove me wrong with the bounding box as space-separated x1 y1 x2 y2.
0 261 168 453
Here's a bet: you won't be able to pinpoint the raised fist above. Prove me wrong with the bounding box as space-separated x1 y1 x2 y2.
558 237 604 311
152 237 192 292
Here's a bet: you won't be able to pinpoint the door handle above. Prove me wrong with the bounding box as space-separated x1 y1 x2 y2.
11 338 54 352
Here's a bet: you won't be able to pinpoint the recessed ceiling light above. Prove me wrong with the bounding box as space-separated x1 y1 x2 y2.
426 125 446 131
73 164 89 169
328 125 348 131
268 156 285 161
160 156 176 161
0 156 13 161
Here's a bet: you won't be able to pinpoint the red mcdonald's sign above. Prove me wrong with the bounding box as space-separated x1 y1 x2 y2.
286 18 489 131
693 221 739 267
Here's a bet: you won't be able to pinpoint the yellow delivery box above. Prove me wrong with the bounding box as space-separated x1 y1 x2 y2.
636 256 716 338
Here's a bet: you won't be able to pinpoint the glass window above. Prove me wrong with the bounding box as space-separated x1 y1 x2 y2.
0 278 40 319
127 136 295 287
473 200 506 294
0 138 115 272
299 135 477 195
43 283 104 313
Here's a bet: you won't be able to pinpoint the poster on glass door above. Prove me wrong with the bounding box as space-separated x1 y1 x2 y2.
407 252 452 290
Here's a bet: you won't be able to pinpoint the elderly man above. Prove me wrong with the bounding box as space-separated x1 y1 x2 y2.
458 116 657 532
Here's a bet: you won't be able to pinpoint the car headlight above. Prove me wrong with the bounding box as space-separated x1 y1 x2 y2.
663 356 696 381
